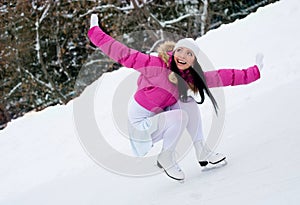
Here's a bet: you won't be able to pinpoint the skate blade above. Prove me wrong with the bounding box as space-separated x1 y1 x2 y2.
201 160 227 172
178 179 185 184
156 162 185 183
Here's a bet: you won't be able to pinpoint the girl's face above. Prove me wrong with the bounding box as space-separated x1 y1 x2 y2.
173 47 196 70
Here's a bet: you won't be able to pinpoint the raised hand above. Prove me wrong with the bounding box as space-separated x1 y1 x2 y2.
90 14 99 29
256 53 264 71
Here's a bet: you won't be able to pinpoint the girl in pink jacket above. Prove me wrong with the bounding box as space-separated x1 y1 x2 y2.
88 14 262 181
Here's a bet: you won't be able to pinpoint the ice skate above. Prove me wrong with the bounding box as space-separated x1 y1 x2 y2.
157 150 185 181
194 141 227 171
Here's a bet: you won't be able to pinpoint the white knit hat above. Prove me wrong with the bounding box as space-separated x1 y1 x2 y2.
173 38 201 64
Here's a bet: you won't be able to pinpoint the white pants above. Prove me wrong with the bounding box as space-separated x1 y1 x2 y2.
128 97 204 156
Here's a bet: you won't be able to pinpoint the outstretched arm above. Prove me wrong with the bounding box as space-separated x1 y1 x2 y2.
87 15 164 71
204 65 261 88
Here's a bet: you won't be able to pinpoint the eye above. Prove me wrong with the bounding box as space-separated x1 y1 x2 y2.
176 48 182 53
187 52 193 57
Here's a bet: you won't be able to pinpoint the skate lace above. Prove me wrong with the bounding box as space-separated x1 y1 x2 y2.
173 152 182 172
174 163 182 172
198 143 217 161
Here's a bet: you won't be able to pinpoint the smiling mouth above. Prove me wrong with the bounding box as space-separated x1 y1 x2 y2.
176 59 187 65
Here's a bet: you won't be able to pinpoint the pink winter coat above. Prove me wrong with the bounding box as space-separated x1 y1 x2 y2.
88 26 260 113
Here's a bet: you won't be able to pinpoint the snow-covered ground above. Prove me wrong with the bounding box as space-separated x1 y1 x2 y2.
1 0 300 204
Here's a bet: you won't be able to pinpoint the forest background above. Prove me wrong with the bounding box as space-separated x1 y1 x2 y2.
0 0 278 128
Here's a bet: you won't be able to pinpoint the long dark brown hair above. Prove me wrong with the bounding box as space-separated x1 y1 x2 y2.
170 55 219 114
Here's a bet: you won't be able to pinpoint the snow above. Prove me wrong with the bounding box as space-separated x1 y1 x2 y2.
1 0 300 204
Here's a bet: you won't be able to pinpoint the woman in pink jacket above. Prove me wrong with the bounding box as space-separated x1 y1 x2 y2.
88 14 262 181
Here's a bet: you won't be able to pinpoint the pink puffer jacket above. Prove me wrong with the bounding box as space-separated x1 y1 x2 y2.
88 26 260 112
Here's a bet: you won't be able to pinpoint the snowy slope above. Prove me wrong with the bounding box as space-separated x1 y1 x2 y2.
1 0 300 204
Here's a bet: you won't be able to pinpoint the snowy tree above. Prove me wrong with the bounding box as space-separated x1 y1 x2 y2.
0 0 279 127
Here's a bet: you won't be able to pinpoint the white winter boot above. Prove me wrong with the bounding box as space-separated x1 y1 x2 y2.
157 150 185 181
194 140 226 168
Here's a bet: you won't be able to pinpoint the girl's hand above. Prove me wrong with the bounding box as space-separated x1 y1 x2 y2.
256 53 264 71
90 14 99 29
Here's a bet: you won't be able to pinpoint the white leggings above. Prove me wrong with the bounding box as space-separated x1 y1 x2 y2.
128 97 204 152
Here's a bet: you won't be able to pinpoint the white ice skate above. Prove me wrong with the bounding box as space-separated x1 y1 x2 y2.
194 141 227 171
157 150 185 182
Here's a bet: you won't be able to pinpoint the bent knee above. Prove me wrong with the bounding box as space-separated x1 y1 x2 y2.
174 110 189 126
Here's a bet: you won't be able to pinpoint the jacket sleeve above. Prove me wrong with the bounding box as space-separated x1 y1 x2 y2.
87 26 165 72
204 66 261 88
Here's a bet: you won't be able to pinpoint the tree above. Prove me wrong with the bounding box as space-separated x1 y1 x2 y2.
0 0 279 127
